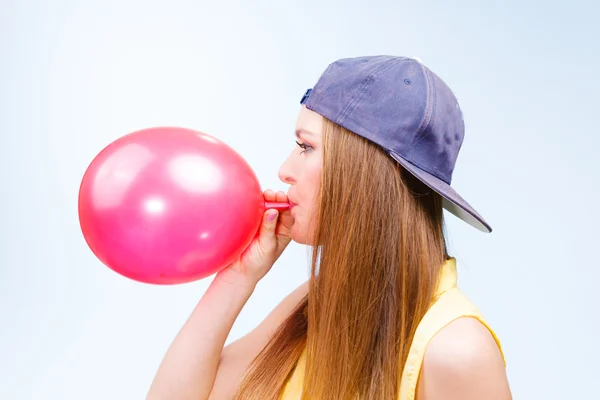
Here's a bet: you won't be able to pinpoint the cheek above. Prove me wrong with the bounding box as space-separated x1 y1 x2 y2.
292 161 321 244
296 159 320 202
305 162 321 208
290 213 307 244
291 208 318 246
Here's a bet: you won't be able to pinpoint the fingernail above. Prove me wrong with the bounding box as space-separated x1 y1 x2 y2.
267 211 278 222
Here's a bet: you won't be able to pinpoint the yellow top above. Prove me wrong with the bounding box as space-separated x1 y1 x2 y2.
280 258 505 399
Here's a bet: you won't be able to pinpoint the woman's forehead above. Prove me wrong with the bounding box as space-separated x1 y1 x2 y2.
296 106 323 139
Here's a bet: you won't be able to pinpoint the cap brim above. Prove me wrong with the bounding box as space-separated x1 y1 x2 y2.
389 152 492 233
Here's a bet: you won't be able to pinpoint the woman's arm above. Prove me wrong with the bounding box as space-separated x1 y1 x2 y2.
417 317 512 400
147 190 295 400
146 271 258 400
208 280 308 399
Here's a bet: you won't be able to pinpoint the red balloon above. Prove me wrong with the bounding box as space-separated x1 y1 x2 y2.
78 127 288 285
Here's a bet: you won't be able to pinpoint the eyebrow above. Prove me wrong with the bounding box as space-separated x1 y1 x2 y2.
295 129 315 138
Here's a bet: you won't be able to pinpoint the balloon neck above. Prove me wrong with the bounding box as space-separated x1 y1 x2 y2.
265 201 290 211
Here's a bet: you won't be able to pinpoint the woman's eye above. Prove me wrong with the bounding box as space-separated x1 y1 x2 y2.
295 141 312 154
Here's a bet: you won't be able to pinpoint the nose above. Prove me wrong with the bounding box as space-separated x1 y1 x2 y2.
278 153 296 185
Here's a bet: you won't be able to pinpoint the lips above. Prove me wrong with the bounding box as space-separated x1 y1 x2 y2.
287 193 297 207
288 198 298 210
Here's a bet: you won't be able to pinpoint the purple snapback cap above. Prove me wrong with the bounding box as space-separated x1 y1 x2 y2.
300 55 491 233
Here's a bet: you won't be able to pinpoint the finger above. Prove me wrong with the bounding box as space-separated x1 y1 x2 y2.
258 209 279 252
275 220 293 236
278 213 295 231
275 191 288 203
263 189 276 201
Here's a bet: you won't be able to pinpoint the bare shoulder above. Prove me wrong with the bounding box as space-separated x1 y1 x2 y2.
416 317 512 400
209 280 309 399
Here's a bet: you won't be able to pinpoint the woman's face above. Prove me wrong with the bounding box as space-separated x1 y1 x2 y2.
278 106 323 245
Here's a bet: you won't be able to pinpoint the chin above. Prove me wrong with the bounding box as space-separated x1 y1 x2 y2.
291 225 318 246
290 225 309 245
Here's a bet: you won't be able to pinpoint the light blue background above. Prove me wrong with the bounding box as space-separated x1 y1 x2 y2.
1 1 598 398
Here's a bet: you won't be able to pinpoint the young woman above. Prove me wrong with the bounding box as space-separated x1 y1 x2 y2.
147 56 512 400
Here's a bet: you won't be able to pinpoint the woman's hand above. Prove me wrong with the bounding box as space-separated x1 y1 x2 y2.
217 190 294 285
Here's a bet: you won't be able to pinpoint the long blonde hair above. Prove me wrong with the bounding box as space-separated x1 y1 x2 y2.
234 117 448 399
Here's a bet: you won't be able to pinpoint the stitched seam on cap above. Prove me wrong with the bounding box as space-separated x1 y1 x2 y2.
338 57 407 124
405 66 436 155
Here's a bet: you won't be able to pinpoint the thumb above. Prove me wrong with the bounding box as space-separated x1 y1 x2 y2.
258 209 279 253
